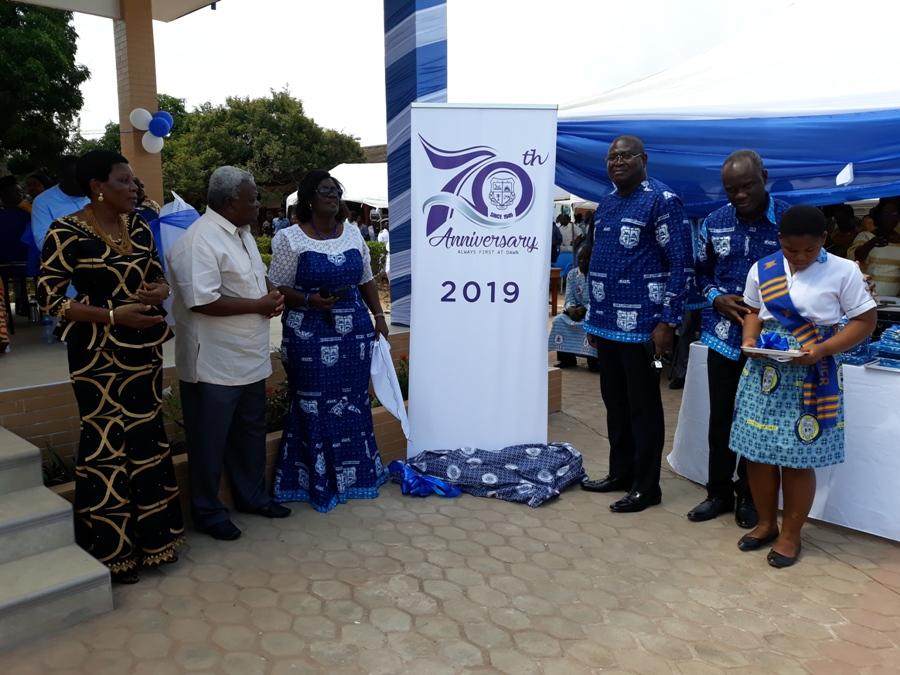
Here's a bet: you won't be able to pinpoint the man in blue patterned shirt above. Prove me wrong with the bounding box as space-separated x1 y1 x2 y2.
689 149 789 528
580 135 693 513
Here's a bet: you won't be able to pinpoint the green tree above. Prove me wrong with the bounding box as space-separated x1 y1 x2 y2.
162 90 365 206
0 3 89 172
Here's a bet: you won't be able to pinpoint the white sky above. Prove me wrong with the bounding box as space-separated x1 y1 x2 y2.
73 0 784 145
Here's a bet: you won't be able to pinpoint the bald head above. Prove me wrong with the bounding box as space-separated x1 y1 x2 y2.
721 149 769 220
612 135 645 154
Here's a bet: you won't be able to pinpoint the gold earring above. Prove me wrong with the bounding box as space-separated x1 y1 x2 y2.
98 192 104 203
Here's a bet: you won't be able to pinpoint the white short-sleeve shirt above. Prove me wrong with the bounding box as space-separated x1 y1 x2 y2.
743 251 876 324
166 207 272 386
268 223 374 289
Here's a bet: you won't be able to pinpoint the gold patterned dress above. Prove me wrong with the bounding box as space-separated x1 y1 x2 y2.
38 212 184 573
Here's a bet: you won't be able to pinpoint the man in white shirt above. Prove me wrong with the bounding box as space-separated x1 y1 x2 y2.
377 222 390 275
556 213 577 253
167 166 289 541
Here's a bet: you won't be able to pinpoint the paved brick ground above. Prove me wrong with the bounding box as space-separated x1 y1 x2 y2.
3 364 900 674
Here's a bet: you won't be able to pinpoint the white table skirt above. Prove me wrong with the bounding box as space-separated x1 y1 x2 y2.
667 342 900 542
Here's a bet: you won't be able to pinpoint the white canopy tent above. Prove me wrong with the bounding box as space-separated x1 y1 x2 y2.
555 0 900 214
286 163 390 212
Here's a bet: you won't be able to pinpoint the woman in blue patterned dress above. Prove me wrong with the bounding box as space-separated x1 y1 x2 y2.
731 206 876 568
268 170 390 512
548 245 598 370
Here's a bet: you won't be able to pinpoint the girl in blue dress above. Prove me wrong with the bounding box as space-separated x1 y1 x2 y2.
268 170 390 512
731 206 876 568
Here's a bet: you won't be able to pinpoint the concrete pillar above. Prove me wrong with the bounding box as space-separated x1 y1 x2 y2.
113 0 163 204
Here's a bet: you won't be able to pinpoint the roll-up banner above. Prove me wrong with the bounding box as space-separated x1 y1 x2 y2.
408 103 558 455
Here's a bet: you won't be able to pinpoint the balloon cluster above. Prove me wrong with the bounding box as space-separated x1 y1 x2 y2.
129 108 175 154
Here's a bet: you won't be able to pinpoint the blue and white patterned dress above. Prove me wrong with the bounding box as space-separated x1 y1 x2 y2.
729 252 876 469
547 267 596 358
268 225 387 512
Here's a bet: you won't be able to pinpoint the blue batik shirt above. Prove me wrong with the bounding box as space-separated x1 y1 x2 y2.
696 195 790 359
584 178 693 343
685 217 708 311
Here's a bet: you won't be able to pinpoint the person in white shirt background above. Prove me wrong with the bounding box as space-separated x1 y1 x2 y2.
377 221 390 276
167 166 290 542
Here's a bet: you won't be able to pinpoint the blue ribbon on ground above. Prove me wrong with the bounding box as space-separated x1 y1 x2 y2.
388 460 461 498
757 332 790 351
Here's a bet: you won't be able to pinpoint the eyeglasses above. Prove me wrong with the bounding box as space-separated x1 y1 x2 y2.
606 151 643 163
316 186 343 197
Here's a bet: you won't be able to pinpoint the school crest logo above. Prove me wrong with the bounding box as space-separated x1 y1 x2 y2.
488 174 516 211
286 311 304 332
327 252 346 266
320 345 339 366
647 282 665 304
656 224 670 247
715 318 731 341
712 236 731 257
796 414 821 444
619 225 640 249
616 310 638 332
591 281 605 302
760 366 779 394
334 314 353 336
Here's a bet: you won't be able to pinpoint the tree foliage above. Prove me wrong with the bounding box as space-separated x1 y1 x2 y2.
162 90 365 207
0 3 89 172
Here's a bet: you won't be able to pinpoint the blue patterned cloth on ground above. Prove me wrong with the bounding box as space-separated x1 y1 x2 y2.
730 322 845 469
273 245 387 512
404 443 586 507
548 268 596 358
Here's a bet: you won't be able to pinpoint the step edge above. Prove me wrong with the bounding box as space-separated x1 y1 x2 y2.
0 562 110 612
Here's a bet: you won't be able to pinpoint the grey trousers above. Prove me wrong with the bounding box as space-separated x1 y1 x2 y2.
180 379 270 527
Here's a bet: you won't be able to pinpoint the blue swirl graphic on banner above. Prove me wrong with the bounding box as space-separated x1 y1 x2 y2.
420 137 535 234
388 460 462 498
422 192 532 229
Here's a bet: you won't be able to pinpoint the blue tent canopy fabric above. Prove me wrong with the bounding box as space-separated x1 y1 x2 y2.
556 109 900 218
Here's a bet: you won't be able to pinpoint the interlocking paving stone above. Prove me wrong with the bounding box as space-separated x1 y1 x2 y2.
2 364 899 672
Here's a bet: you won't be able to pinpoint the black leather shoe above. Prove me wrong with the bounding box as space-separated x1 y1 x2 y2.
767 543 801 568
581 475 631 493
241 503 292 519
737 528 779 552
609 490 661 513
687 496 734 522
669 377 685 390
735 496 759 529
198 519 242 541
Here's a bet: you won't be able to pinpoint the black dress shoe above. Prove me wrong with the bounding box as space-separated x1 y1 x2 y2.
737 528 779 552
198 519 242 541
669 377 685 390
735 496 759 529
767 543 801 568
609 490 661 513
687 496 733 522
241 503 292 519
581 475 631 493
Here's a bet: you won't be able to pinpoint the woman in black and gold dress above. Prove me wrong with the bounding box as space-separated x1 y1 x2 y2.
38 150 184 583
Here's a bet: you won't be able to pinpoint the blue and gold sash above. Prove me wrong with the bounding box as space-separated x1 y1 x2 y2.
757 251 839 428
